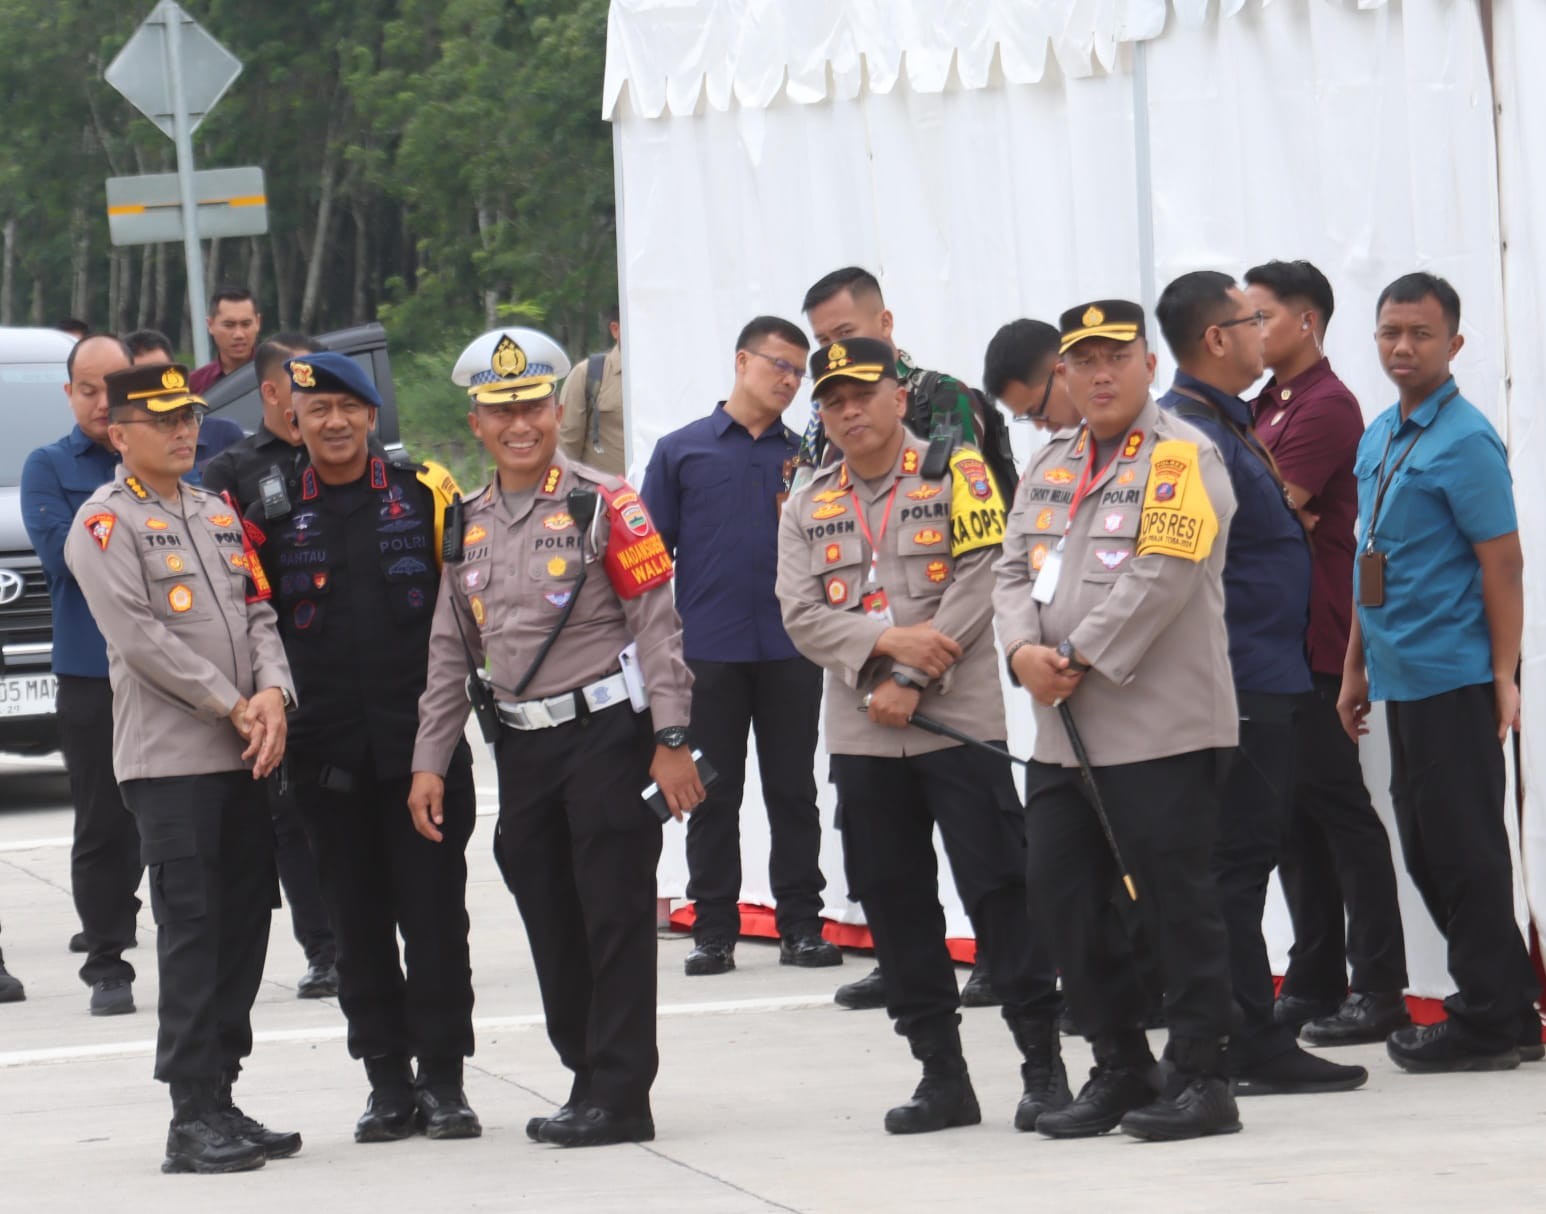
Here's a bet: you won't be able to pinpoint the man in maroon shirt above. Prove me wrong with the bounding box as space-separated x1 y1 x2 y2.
1246 260 1410 1045
189 286 262 395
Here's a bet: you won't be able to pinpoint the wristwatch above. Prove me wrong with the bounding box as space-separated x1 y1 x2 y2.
1055 639 1091 674
891 672 924 691
655 726 689 749
278 687 295 712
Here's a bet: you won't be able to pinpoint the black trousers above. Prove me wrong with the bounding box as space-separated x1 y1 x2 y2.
1387 683 1537 1047
297 747 477 1066
119 772 277 1083
1026 750 1232 1052
55 675 140 986
1213 692 1299 1069
685 657 826 943
1279 672 1407 1001
270 777 336 968
832 745 1060 1040
493 704 661 1117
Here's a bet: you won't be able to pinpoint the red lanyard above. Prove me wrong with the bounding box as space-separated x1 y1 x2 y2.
1067 428 1121 524
849 479 900 584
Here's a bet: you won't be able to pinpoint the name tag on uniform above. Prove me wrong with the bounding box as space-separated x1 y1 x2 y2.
1032 547 1063 605
861 586 895 624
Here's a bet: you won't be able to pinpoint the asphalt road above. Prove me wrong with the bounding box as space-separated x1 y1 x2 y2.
2 750 1544 1212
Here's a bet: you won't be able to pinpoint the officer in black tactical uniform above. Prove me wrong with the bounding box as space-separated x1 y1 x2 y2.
244 351 481 1144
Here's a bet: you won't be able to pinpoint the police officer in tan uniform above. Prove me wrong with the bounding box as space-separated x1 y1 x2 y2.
409 328 702 1149
994 301 1240 1143
65 363 298 1175
776 337 1067 1136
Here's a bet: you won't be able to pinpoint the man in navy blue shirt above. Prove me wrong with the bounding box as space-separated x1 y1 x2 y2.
19 333 140 1016
1156 272 1364 1096
641 316 839 976
1340 273 1537 1072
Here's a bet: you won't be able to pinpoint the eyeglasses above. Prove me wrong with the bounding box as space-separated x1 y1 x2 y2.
1205 310 1267 340
744 349 808 382
1011 370 1058 424
116 407 207 433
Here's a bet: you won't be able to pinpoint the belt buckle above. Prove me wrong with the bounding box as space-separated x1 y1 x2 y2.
522 700 555 730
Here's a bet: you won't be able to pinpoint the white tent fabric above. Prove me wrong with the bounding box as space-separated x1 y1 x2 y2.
608 0 1537 999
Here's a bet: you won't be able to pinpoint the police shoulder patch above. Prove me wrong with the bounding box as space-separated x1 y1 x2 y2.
947 447 1007 558
600 482 672 599
1135 439 1219 563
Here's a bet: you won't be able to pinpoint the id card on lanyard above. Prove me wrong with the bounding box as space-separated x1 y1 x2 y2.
1033 428 1117 605
851 477 900 623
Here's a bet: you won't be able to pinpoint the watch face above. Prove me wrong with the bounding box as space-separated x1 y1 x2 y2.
656 727 688 748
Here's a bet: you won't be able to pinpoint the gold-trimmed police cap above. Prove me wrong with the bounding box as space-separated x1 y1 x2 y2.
1058 300 1146 354
809 337 896 396
104 363 206 414
451 328 572 406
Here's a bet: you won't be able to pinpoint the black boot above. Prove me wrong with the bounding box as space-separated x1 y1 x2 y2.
162 1081 266 1174
1036 1034 1158 1139
883 1021 982 1135
216 1071 302 1159
527 1077 589 1142
1121 1037 1241 1142
1006 1014 1072 1131
356 1055 419 1143
834 965 887 1010
415 1057 483 1140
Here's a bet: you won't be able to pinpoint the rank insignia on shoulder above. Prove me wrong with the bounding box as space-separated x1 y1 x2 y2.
1122 431 1144 459
541 466 562 495
901 449 920 475
812 503 847 520
83 512 116 550
125 476 149 500
1073 429 1088 457
907 484 942 500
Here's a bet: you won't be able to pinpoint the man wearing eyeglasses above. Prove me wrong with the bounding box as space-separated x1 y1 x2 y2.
982 319 1082 433
64 362 297 1174
640 316 839 978
1155 272 1365 1098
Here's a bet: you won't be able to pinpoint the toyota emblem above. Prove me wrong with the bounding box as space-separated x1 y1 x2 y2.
0 569 23 606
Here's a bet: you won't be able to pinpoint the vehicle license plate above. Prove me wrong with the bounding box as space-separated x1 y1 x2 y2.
0 673 57 718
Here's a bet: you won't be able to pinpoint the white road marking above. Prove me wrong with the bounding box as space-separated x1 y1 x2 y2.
0 994 834 1069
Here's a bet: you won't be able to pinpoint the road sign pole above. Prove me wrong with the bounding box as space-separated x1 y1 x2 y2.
162 2 210 368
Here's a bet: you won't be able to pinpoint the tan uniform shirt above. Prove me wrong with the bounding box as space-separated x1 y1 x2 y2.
64 466 294 781
558 345 626 476
776 437 1009 758
992 398 1239 768
412 452 692 776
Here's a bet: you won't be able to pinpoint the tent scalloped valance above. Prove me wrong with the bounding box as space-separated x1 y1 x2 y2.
603 0 1395 119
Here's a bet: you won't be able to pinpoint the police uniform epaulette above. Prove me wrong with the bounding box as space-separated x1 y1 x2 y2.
566 459 624 493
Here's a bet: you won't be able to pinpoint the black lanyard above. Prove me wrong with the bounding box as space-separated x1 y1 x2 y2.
1365 386 1459 551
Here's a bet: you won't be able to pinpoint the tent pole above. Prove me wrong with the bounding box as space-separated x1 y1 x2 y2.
1132 40 1157 317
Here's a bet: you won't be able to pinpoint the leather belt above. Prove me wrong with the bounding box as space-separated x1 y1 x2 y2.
496 672 630 731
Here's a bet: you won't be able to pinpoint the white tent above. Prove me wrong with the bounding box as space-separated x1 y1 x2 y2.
605 0 1545 999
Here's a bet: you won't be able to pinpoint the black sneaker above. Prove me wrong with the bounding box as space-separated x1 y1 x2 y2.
537 1104 654 1147
1121 1077 1241 1142
1273 993 1340 1030
1232 1045 1367 1096
834 965 886 1010
1036 1066 1158 1139
779 934 841 968
356 1089 419 1143
1300 991 1411 1047
684 938 735 976
162 1115 266 1174
89 977 135 1016
296 961 339 999
1387 1020 1520 1073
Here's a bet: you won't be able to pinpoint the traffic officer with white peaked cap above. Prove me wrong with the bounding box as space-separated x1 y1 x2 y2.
411 327 703 1148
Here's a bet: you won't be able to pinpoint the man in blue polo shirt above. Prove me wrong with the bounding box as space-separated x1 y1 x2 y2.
641 315 840 977
19 333 140 1016
1157 271 1365 1097
1340 271 1537 1072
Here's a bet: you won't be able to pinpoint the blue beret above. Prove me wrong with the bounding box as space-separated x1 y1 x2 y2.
286 351 382 409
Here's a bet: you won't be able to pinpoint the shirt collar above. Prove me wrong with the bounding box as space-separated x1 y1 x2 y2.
1255 357 1337 414
1173 370 1250 427
66 424 101 456
711 402 736 437
1398 376 1459 430
713 400 799 443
